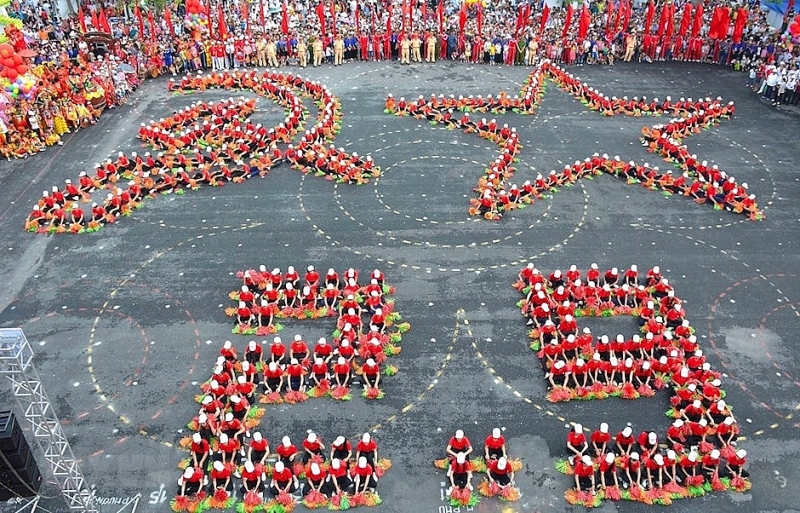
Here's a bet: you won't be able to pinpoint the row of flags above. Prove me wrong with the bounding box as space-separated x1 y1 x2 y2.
77 1 751 45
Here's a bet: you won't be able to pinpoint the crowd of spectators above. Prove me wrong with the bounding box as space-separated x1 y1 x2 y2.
0 0 796 159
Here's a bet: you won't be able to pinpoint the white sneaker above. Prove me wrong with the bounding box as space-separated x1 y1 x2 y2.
446 486 453 495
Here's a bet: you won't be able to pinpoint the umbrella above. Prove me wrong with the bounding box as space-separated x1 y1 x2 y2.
119 63 135 73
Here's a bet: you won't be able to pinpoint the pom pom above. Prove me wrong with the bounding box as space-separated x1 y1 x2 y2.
308 379 331 398
171 496 191 512
547 386 573 402
469 457 487 473
604 484 622 500
374 458 392 477
209 488 234 509
330 385 352 401
261 391 284 404
499 485 521 502
620 381 639 399
302 490 328 509
729 475 751 492
477 479 500 497
284 390 308 403
433 458 449 470
362 387 384 400
554 459 573 475
327 492 350 510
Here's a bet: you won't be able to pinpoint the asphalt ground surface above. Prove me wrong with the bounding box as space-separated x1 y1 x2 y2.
0 59 798 513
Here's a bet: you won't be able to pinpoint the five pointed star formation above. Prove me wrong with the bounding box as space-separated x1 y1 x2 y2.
385 62 763 221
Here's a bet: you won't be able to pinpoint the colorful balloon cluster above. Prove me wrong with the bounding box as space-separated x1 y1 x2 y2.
3 73 36 100
184 0 209 33
0 43 28 82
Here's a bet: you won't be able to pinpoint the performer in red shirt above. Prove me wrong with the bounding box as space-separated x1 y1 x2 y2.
189 432 210 470
302 432 326 463
240 460 263 496
590 423 611 456
356 432 379 468
446 452 472 496
330 436 352 463
269 461 298 496
362 358 381 389
178 466 205 496
248 432 269 466
276 436 298 467
567 424 588 461
211 460 233 491
487 456 514 488
573 455 595 492
327 458 353 495
484 428 507 461
269 337 286 364
352 456 378 493
446 430 473 461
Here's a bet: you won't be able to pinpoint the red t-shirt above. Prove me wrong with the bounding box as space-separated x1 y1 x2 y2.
448 436 471 452
484 435 505 450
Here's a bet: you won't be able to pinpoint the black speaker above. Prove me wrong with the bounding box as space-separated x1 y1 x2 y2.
0 411 42 499
0 410 23 452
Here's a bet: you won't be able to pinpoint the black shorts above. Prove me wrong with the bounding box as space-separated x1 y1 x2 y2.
452 472 468 488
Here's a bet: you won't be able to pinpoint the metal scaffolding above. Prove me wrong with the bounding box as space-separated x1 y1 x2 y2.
0 328 97 512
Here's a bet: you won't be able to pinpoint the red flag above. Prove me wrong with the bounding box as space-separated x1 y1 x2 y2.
621 0 631 33
458 1 466 36
205 0 211 28
242 1 250 35
355 2 360 34
678 3 692 37
718 7 731 39
437 0 443 34
218 3 227 40
644 0 654 34
165 7 175 37
539 4 550 36
259 0 265 28
386 9 392 35
578 5 590 40
514 5 522 37
331 1 337 37
665 2 674 39
281 1 289 34
90 9 99 31
732 7 747 43
708 6 722 39
147 10 156 41
656 4 668 39
477 3 483 35
78 4 88 33
99 8 111 33
605 0 614 38
524 3 531 29
421 0 426 22
561 3 573 40
402 0 408 35
691 3 703 38
316 2 326 36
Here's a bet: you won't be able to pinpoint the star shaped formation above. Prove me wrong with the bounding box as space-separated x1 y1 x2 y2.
26 70 380 235
385 61 763 221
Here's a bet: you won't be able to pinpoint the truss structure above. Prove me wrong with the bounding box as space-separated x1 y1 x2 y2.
0 328 97 512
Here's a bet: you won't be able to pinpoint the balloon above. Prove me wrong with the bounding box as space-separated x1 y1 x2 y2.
12 54 22 66
2 56 14 68
0 43 13 59
15 64 26 75
5 68 17 81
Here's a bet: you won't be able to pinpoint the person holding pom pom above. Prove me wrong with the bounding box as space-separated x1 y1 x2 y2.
446 452 473 496
484 428 507 461
240 460 264 499
248 432 269 466
353 456 378 493
487 456 514 489
573 455 596 494
356 433 378 468
447 430 473 461
178 466 206 496
269 461 299 497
